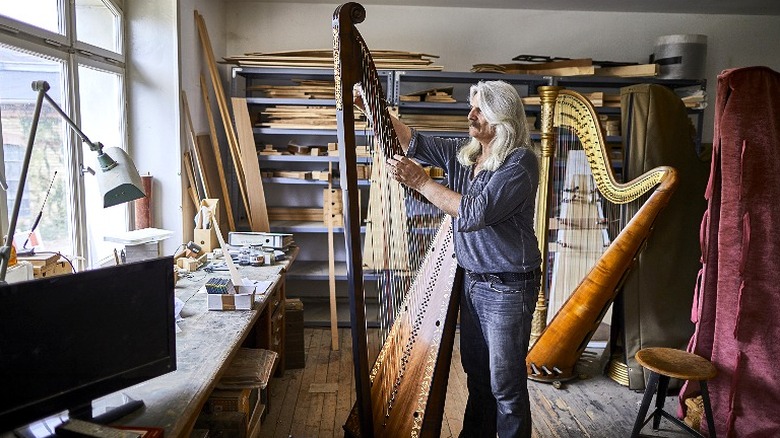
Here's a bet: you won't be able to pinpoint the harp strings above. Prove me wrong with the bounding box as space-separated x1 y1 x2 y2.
547 101 632 322
352 33 447 417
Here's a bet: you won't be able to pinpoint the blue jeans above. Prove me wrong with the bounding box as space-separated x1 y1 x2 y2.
458 271 540 438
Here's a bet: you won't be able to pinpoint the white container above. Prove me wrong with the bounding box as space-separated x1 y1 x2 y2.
5 261 34 283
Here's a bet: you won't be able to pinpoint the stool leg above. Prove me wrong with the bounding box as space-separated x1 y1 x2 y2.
631 372 660 438
652 375 670 430
700 380 716 438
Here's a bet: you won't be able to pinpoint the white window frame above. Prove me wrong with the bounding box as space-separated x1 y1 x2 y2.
0 0 126 268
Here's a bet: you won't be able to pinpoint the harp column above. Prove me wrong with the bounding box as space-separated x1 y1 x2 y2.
529 85 563 347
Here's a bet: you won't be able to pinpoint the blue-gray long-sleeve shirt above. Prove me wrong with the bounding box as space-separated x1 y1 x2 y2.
407 131 541 274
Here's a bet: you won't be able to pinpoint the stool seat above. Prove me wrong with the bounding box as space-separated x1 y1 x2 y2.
631 348 717 438
636 347 717 381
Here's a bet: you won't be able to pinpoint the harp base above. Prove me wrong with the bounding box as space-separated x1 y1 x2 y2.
527 370 577 387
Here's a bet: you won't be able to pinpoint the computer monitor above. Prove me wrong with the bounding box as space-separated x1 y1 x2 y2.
0 256 177 432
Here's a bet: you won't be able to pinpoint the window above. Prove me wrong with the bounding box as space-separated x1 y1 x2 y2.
76 0 122 54
0 0 63 35
78 63 125 263
0 0 126 268
0 47 72 255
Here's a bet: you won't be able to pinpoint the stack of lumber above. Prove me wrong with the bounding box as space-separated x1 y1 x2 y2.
472 58 659 78
600 115 621 137
248 79 335 99
680 89 707 109
398 113 467 131
400 86 456 103
327 144 372 158
268 207 323 222
257 105 368 130
397 114 536 133
523 91 618 108
224 49 443 70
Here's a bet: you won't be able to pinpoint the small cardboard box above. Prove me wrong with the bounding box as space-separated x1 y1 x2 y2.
207 279 257 311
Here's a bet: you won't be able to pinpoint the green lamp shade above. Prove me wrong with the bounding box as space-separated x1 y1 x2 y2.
96 147 146 208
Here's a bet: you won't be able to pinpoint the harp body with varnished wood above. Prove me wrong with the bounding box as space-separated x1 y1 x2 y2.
527 86 678 382
333 3 463 437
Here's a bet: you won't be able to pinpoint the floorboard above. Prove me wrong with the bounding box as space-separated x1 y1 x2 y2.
260 328 692 438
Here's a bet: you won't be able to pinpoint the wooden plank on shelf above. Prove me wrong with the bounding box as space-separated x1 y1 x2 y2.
593 63 659 77
512 58 593 70
505 65 597 76
195 10 252 229
232 97 270 232
198 74 236 231
273 170 312 180
268 207 324 222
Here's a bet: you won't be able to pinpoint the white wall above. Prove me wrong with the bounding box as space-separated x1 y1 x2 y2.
180 0 228 144
125 0 229 255
224 2 780 142
126 0 182 256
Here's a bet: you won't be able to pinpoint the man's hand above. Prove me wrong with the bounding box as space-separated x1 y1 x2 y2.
353 83 366 114
387 154 431 192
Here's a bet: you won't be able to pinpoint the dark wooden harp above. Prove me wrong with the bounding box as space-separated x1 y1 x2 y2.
527 86 678 382
333 3 463 437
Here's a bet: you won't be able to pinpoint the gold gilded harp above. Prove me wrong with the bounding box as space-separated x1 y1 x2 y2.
527 86 678 382
333 3 463 436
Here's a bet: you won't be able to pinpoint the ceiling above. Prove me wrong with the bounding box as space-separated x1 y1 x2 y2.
254 0 780 16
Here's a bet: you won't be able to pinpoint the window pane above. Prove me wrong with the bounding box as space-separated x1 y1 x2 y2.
78 64 127 265
0 46 73 257
76 0 121 54
0 0 63 35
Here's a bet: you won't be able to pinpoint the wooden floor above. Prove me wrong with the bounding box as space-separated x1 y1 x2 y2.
260 328 692 438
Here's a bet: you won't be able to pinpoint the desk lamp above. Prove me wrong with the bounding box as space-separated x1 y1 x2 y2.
0 80 146 282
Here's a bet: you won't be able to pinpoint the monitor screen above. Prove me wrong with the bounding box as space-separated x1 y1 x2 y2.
0 256 177 432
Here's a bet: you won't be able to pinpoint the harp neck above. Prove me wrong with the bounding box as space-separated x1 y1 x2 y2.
538 86 675 205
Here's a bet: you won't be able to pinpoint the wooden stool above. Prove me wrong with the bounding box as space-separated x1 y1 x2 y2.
630 347 717 438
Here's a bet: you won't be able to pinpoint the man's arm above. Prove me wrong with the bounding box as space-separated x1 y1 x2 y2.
417 177 461 217
387 154 460 217
354 85 412 152
389 112 412 153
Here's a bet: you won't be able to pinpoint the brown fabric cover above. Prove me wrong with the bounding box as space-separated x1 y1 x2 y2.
681 66 780 437
611 83 709 390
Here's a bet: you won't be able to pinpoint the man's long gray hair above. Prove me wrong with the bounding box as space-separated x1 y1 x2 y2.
457 80 537 171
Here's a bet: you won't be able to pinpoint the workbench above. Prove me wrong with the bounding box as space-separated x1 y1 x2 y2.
106 247 297 436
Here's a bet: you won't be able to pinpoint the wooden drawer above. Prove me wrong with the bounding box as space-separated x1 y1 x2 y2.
266 284 283 317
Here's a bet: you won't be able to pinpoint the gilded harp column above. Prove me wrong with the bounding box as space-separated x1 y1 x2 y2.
529 85 563 347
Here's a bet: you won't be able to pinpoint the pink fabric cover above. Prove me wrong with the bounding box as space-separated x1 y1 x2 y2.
681 66 780 437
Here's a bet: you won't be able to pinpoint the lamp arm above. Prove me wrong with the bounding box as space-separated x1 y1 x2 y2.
35 82 101 153
0 84 47 283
